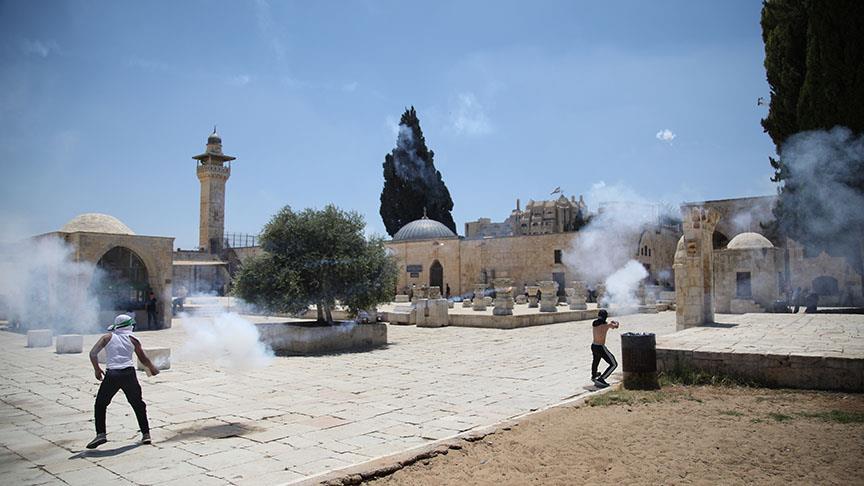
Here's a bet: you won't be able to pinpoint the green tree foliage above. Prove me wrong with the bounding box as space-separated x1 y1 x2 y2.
380 107 456 236
761 0 864 269
233 205 397 324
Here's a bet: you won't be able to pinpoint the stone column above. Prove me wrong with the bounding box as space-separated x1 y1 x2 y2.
492 278 514 316
526 286 540 308
568 280 588 310
473 284 488 311
412 285 428 304
538 281 558 312
674 207 721 331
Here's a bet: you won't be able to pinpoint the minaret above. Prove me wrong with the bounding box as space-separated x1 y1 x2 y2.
193 128 236 254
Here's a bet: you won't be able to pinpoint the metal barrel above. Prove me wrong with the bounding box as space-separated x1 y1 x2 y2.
621 332 659 390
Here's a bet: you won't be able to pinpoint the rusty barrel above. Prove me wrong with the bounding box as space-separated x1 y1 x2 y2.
621 332 659 390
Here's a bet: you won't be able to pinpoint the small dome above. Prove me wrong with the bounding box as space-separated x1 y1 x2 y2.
61 213 135 235
393 216 457 241
208 131 221 143
727 232 773 250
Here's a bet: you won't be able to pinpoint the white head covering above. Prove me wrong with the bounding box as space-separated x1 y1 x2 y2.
108 314 135 331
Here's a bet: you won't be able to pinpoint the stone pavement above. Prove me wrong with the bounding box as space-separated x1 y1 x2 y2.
0 312 676 485
656 312 864 391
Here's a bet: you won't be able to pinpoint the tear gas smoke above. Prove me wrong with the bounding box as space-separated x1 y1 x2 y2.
776 127 864 258
177 311 274 369
0 236 103 333
563 182 675 309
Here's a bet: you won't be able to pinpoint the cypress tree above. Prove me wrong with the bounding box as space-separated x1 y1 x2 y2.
761 0 864 271
380 107 456 236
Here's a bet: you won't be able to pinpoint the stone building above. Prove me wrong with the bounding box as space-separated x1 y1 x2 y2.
387 215 583 298
675 196 863 329
464 194 588 238
41 213 175 329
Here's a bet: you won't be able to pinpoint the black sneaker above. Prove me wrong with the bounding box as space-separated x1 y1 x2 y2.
141 433 151 445
595 377 610 388
86 434 107 449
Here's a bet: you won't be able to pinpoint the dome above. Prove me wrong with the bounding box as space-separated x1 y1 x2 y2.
727 232 773 250
393 216 457 241
208 127 221 143
61 213 135 235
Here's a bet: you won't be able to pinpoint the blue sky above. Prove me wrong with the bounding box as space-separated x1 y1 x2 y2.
0 0 776 247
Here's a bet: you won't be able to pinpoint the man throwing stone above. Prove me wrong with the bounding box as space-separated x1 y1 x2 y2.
86 314 159 448
590 309 619 388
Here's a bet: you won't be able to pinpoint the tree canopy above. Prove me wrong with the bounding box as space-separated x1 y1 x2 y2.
233 205 397 324
761 0 864 268
380 107 456 236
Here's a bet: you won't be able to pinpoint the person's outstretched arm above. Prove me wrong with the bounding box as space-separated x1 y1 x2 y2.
131 336 159 376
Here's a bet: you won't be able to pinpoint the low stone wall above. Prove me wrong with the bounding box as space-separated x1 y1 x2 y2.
448 309 599 330
256 322 387 355
656 348 863 392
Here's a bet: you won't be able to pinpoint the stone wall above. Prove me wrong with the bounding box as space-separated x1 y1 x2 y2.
673 208 720 330
386 233 578 297
786 239 863 306
656 348 862 392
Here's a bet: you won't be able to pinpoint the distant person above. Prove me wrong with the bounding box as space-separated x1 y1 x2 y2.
145 291 158 328
591 309 620 388
792 287 802 313
86 314 159 449
445 284 451 299
805 291 818 313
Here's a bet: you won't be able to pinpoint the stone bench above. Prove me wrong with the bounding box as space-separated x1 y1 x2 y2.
394 294 410 303
26 330 53 348
137 347 171 371
56 335 83 354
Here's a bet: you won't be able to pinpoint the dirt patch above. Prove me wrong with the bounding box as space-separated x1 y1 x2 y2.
369 386 864 485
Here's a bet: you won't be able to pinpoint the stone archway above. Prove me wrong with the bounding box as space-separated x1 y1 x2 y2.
429 260 444 291
94 246 151 310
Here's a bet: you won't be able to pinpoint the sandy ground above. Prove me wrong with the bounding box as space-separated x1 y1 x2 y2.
370 386 864 486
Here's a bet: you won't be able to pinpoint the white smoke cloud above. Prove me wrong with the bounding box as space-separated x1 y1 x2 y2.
655 129 676 143
564 181 671 311
177 311 273 369
450 92 492 136
779 127 864 241
0 236 102 333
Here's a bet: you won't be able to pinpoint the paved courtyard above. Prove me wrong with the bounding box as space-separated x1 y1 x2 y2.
0 311 675 485
2 311 861 485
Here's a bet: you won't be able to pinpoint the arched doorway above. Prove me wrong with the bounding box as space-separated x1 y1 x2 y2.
94 247 150 310
429 260 443 291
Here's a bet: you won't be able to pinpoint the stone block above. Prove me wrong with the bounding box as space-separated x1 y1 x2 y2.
26 329 53 348
462 299 472 308
416 299 449 328
394 294 410 303
515 295 527 305
137 347 171 371
55 335 83 354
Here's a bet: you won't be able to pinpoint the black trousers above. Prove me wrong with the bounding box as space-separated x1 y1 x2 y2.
591 344 618 380
147 308 157 327
94 367 149 434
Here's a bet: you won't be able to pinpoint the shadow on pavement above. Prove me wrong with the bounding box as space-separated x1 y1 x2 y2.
69 443 141 459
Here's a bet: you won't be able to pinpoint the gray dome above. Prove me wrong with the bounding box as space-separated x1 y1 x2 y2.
393 216 457 241
61 213 135 235
727 232 773 250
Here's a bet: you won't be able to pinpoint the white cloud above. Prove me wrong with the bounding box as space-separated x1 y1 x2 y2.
655 128 676 143
341 81 358 92
230 74 252 86
450 92 492 136
21 39 59 58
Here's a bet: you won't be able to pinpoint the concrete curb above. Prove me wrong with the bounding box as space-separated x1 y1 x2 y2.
281 382 622 486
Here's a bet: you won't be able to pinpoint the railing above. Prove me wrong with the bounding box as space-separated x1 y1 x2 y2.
224 233 259 248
